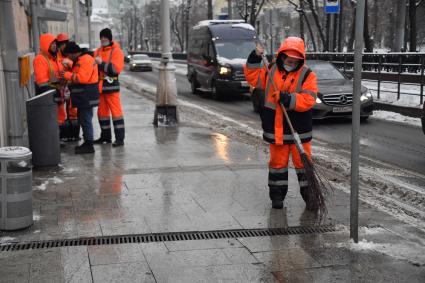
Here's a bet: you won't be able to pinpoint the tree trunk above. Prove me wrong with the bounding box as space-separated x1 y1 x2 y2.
305 0 326 51
325 14 331 51
249 0 257 27
337 0 344 52
348 4 356 52
207 0 213 19
303 12 317 51
363 0 373 52
393 0 406 51
409 0 417 51
299 0 304 39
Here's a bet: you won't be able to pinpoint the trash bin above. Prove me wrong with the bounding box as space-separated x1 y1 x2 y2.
26 89 60 167
0 146 33 230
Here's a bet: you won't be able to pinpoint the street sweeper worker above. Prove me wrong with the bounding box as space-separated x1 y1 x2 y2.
93 28 125 147
244 37 318 210
33 33 66 137
60 42 99 154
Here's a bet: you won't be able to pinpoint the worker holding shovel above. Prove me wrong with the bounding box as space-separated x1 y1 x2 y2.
244 37 320 210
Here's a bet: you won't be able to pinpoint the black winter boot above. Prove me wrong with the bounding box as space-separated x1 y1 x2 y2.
93 130 112 144
300 187 318 211
75 141 95 154
269 186 288 209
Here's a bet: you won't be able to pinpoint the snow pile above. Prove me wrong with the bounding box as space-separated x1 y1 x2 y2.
34 180 48 191
362 80 423 108
217 56 247 66
232 23 255 31
0 236 17 244
349 239 425 266
326 227 425 266
372 110 422 127
33 177 64 191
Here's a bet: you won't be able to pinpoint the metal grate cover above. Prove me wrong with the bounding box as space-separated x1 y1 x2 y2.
0 225 335 252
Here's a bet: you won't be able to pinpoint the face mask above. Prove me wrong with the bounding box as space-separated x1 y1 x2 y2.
283 64 296 73
102 41 110 47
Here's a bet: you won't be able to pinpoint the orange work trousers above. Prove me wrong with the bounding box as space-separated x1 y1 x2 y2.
97 92 125 141
268 142 311 190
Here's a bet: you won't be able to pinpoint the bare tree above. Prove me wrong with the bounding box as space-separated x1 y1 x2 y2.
235 0 267 28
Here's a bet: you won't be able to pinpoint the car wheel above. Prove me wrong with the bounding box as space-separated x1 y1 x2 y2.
211 82 221 100
191 77 199 94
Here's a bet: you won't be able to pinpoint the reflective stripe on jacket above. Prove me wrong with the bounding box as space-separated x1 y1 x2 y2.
94 42 124 94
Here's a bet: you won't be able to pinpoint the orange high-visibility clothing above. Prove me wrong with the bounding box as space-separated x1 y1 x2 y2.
63 53 99 108
244 37 317 198
94 41 125 141
33 33 66 125
244 37 318 145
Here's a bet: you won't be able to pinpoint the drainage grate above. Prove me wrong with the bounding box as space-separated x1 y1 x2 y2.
0 225 335 252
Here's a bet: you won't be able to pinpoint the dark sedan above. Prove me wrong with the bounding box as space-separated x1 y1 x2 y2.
251 60 373 120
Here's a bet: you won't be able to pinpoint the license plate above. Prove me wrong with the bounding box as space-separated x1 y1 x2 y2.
333 106 352 113
241 81 248 87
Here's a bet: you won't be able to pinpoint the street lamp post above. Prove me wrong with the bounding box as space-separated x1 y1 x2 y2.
154 0 178 126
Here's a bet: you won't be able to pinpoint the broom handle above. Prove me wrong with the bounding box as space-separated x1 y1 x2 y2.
259 53 305 154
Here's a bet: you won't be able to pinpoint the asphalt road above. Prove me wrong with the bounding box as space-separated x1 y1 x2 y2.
126 66 425 176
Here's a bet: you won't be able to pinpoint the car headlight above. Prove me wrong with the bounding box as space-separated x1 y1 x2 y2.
132 63 136 66
219 66 231 75
360 90 372 102
316 97 322 104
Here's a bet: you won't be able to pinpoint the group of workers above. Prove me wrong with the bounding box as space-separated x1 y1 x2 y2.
33 28 125 154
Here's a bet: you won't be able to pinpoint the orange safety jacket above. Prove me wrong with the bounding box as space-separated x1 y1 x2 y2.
94 41 124 94
64 52 99 108
33 34 63 102
244 37 318 145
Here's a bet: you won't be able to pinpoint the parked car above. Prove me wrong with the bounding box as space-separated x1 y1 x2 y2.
187 20 257 100
129 54 153 71
421 101 425 134
251 60 374 121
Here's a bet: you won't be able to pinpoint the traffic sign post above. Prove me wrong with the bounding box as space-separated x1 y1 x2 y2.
325 0 340 14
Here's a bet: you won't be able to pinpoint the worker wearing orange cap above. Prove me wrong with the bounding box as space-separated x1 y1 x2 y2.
33 33 67 141
57 33 80 141
244 37 318 210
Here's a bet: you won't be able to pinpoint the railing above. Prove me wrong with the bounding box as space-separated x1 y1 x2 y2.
128 51 425 104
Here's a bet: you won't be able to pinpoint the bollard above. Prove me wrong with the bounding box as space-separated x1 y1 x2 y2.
0 146 33 230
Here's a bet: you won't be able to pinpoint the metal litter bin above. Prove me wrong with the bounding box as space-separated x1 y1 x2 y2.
0 146 33 230
26 89 60 167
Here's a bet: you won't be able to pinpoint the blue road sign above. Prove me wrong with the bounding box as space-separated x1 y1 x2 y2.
325 0 340 14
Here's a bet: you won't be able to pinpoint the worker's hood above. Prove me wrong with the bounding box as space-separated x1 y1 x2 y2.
40 33 56 55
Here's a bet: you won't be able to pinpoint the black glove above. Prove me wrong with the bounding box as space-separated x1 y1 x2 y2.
279 92 291 108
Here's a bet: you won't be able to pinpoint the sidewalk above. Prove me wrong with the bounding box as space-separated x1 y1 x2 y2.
0 83 424 282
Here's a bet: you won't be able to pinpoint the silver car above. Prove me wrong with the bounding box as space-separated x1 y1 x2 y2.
129 54 153 71
251 60 373 121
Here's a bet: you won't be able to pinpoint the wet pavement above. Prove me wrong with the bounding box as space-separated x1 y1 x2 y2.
1 85 424 282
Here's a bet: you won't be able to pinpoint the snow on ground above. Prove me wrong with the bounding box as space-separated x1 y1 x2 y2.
326 227 425 266
372 110 422 127
0 236 17 244
362 80 423 108
33 177 64 191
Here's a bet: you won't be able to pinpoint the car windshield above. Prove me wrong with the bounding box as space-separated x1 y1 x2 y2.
133 55 149 60
214 40 256 60
308 62 345 80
